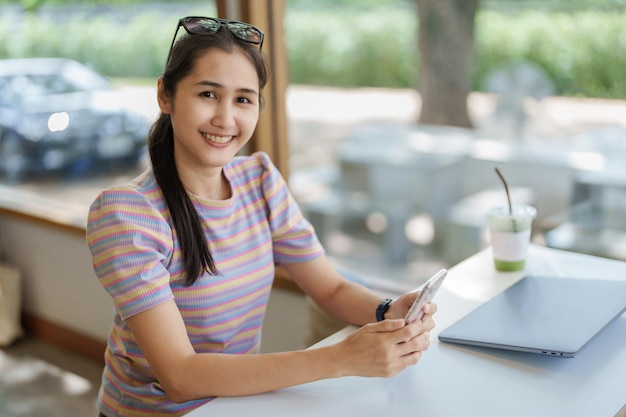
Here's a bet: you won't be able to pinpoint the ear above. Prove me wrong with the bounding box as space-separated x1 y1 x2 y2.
157 77 171 114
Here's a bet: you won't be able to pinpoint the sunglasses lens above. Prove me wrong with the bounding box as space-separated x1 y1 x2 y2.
184 17 221 35
227 22 263 45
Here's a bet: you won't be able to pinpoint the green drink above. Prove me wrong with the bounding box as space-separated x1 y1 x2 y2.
488 205 537 272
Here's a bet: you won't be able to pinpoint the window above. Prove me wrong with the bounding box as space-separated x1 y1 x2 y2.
2 0 626 288
0 1 215 224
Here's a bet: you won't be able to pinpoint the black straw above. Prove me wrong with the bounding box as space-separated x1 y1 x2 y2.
495 167 513 215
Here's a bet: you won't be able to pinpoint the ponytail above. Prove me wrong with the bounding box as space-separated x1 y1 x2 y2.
148 114 219 286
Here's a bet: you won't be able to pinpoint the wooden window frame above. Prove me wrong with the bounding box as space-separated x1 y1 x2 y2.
217 1 295 290
217 0 290 178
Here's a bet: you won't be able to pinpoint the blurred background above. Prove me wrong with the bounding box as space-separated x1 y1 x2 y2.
2 0 625 280
1 0 625 415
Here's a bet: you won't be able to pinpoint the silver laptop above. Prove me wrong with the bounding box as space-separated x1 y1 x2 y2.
438 275 626 357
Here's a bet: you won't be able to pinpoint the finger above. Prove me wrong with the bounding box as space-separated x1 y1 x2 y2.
395 335 430 361
424 331 431 348
389 320 426 345
420 314 436 332
401 350 423 365
423 301 438 315
399 330 431 354
366 318 405 333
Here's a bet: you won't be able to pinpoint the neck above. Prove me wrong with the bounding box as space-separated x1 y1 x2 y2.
180 168 230 200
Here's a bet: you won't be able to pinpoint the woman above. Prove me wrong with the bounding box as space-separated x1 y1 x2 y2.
86 16 436 417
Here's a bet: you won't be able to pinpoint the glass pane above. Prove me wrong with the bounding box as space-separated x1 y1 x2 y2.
0 2 215 224
284 0 626 290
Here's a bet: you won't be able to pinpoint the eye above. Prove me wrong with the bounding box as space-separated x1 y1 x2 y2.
236 96 251 104
200 91 217 99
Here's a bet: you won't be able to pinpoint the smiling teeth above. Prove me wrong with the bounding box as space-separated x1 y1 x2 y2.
203 133 233 144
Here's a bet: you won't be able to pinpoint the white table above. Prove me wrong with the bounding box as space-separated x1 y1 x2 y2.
187 245 626 417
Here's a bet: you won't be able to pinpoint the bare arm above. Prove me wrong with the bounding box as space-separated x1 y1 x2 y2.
126 299 429 403
282 256 387 325
282 255 435 326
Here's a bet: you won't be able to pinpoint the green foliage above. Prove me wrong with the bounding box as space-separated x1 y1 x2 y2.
1 4 625 98
286 6 626 98
474 10 626 98
0 0 206 5
0 5 208 78
285 9 418 88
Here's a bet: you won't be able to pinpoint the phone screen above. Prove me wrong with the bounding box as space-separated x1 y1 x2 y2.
404 268 447 324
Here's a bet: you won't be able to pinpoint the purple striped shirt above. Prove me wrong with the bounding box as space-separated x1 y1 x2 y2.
86 152 323 417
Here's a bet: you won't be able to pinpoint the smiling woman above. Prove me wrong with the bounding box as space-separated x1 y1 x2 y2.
0 0 295 373
83 9 437 417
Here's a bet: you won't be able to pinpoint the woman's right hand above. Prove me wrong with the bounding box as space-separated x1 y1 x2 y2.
334 318 431 378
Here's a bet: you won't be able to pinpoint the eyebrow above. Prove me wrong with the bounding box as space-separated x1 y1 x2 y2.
195 80 258 96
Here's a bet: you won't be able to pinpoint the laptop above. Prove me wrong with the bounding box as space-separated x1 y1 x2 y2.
438 275 626 357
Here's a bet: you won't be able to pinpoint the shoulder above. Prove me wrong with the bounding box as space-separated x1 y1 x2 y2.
227 151 275 176
226 151 283 186
87 170 167 228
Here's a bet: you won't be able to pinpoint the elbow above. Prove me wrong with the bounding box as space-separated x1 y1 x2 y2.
158 366 204 403
152 354 220 402
160 379 195 404
152 354 205 403
165 389 188 404
158 365 219 403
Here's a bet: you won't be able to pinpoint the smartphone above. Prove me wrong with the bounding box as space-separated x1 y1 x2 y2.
404 268 447 324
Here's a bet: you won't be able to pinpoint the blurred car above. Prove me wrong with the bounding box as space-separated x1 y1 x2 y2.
0 57 150 181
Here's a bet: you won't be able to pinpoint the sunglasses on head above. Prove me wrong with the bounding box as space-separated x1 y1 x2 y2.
166 16 264 65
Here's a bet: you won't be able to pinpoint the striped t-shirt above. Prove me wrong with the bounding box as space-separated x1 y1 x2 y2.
86 152 324 417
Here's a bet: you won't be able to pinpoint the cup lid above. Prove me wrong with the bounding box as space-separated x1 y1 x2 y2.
488 204 537 219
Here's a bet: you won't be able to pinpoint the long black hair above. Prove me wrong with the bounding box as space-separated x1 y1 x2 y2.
149 24 269 286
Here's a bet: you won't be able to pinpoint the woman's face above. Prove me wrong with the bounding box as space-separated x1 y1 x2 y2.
158 48 260 174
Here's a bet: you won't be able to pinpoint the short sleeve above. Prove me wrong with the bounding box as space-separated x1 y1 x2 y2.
256 152 325 264
86 186 175 320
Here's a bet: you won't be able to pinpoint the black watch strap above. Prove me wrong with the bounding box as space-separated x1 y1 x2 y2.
376 298 393 322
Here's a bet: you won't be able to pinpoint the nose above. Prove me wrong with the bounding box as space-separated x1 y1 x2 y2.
211 101 235 129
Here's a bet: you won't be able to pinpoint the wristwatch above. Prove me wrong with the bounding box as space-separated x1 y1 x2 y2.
376 298 393 322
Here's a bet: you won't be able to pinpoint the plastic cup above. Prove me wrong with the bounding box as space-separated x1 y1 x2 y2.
488 204 537 272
